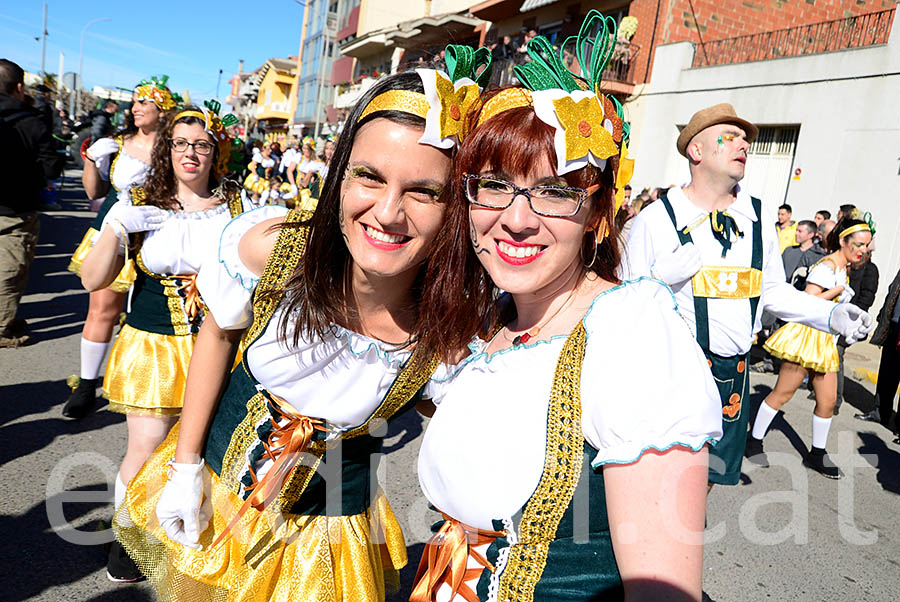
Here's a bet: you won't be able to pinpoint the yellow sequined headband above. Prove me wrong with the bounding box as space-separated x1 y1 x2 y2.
476 88 533 126
358 90 430 122
839 223 871 238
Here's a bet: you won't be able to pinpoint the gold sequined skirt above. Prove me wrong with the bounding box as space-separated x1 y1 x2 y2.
115 424 407 601
68 227 137 293
764 321 839 373
103 324 194 415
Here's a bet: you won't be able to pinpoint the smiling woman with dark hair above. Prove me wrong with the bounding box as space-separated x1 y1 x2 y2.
113 49 495 599
80 103 244 582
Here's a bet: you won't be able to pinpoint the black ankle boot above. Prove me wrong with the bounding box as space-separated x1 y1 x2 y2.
744 433 769 467
62 377 98 419
106 540 145 583
803 447 842 479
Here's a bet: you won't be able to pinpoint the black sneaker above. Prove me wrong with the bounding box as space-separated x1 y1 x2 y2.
744 435 769 467
62 377 98 419
106 540 145 583
702 592 717 602
855 409 885 425
803 449 842 479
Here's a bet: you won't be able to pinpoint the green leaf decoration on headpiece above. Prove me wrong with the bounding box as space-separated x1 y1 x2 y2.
204 99 222 116
138 75 170 90
444 44 493 89
862 211 877 235
171 92 184 105
514 36 580 93
221 114 238 127
564 10 618 96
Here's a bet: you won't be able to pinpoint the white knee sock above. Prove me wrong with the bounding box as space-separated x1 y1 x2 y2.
114 472 127 510
752 401 779 440
115 472 135 526
812 415 833 450
80 337 110 380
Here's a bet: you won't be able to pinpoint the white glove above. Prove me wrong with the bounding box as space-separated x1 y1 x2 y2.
830 304 873 344
289 184 298 198
838 284 855 304
155 459 212 550
102 201 170 241
86 137 120 179
650 242 703 286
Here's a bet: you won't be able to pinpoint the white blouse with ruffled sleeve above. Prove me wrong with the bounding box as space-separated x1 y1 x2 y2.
418 277 723 532
196 206 425 432
110 149 150 196
807 260 847 295
139 203 236 276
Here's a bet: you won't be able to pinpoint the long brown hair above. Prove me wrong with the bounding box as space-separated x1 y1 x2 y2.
275 72 446 353
418 88 621 362
141 106 220 210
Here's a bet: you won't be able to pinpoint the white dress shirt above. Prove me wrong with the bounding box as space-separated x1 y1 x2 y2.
624 185 836 356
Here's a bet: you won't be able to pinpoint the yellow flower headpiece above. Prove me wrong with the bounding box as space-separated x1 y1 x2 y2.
357 45 492 149
472 11 633 213
170 100 238 178
134 75 179 111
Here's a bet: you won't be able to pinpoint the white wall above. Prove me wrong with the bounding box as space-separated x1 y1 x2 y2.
627 17 900 314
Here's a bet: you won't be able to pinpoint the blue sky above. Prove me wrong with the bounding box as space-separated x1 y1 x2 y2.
1 0 305 105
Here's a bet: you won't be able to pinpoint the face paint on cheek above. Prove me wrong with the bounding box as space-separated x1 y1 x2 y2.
338 194 349 245
469 216 490 256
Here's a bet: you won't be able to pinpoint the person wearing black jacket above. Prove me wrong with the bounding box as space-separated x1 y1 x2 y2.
89 100 117 141
0 59 62 347
834 253 879 412
857 263 900 442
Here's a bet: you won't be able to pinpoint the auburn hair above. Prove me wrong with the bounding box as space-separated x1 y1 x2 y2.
419 88 621 362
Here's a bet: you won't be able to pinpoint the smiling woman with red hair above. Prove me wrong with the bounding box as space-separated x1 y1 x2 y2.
413 13 722 602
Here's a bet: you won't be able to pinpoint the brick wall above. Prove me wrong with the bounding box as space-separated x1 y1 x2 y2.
628 0 898 83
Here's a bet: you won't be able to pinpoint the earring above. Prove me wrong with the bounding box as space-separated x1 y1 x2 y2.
584 230 598 268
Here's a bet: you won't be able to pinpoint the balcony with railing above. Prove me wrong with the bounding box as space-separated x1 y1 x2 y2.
692 8 895 68
486 41 642 94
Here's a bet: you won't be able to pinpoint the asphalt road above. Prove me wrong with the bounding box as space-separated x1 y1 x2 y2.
1 169 897 601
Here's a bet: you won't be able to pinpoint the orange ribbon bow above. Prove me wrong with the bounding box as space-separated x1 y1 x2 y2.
211 394 327 547
410 513 506 602
173 273 205 322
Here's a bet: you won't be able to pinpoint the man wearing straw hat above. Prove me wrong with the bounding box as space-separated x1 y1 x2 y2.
625 103 873 487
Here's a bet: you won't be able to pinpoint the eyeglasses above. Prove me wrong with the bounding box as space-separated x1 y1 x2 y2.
169 138 215 155
462 174 598 218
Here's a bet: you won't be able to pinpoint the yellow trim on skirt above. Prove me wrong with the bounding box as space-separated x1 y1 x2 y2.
103 324 194 414
115 424 407 601
68 227 137 293
764 321 839 373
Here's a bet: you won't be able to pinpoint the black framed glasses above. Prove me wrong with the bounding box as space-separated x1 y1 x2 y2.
169 138 215 155
462 174 598 218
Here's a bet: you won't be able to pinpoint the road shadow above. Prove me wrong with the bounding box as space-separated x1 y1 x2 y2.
0 485 122 601
387 542 425 601
841 377 877 414
0 379 119 467
383 407 425 454
745 383 809 457
857 431 900 495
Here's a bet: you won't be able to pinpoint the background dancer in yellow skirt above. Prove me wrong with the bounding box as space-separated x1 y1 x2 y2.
64 77 177 419
747 217 874 478
115 54 491 601
80 103 244 581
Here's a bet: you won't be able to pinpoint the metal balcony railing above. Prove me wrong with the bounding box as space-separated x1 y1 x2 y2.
486 41 642 88
692 8 895 68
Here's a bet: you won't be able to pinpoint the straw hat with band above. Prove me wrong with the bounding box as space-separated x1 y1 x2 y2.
677 103 759 157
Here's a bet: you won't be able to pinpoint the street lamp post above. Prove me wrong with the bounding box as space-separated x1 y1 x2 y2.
76 17 111 115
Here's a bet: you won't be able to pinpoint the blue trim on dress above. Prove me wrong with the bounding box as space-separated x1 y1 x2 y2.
217 205 289 291
328 324 411 368
431 277 680 383
590 435 719 469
